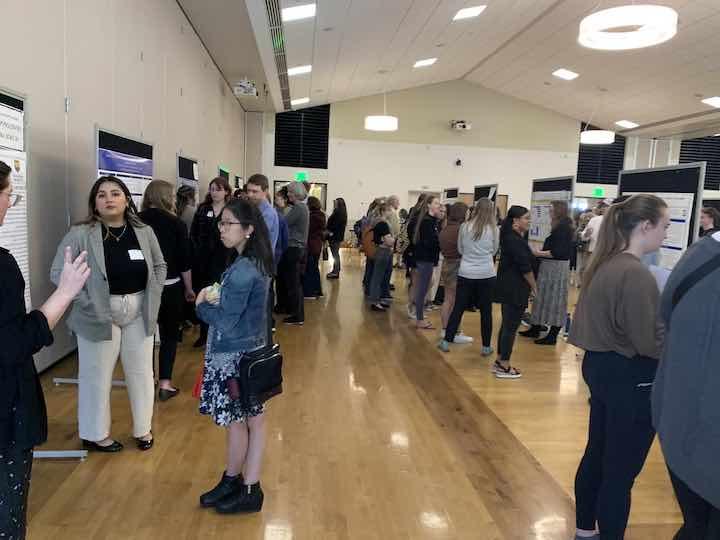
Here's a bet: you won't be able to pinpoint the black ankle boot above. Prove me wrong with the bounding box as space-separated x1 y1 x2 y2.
215 482 264 514
199 472 242 508
519 325 543 338
535 326 561 345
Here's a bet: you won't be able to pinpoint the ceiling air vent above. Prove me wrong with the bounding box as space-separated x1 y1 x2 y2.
265 0 292 111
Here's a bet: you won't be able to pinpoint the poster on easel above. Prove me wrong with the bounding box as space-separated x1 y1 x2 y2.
529 176 574 243
97 128 154 210
619 163 705 270
0 98 30 309
474 183 498 202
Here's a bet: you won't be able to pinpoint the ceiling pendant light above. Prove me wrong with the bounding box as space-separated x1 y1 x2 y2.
578 5 678 51
364 91 398 132
580 129 615 145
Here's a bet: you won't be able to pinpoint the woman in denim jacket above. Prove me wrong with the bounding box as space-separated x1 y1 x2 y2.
195 198 274 515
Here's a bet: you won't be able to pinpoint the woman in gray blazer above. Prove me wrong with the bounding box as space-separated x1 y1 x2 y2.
51 177 166 452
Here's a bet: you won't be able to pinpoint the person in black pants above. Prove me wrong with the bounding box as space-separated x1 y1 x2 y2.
281 182 309 325
569 195 669 540
190 176 233 347
492 206 536 379
368 202 395 311
0 161 91 539
140 180 195 401
326 198 347 279
302 196 326 299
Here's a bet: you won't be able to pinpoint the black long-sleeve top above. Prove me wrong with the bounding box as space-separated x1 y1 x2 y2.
140 208 192 281
541 218 574 261
414 215 441 264
326 210 347 243
0 247 52 450
494 231 536 307
189 202 232 289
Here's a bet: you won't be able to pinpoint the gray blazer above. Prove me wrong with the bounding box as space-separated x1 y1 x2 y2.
50 221 167 342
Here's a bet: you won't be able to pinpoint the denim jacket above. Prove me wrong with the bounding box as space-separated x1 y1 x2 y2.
196 256 269 354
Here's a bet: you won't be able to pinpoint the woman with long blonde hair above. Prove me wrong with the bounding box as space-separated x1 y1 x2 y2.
569 194 668 539
438 198 499 354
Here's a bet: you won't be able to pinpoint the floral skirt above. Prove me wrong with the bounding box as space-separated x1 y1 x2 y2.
198 332 264 426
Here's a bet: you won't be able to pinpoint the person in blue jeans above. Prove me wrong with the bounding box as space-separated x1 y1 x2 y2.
569 194 669 540
412 195 442 329
195 198 274 515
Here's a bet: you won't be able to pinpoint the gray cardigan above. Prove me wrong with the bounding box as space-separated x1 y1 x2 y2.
286 201 309 249
50 221 167 342
652 236 720 508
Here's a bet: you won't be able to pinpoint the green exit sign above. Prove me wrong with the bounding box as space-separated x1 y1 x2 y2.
294 171 309 182
592 187 605 197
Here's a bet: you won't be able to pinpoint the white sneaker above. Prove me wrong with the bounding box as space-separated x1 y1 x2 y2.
452 333 474 344
407 305 417 320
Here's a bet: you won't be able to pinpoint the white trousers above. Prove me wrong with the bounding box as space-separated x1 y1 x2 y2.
76 292 154 441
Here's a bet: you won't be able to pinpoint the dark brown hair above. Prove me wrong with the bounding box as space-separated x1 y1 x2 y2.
203 176 232 205
0 161 10 190
247 173 269 192
307 196 322 212
79 176 145 228
701 207 720 229
550 200 570 228
447 202 468 224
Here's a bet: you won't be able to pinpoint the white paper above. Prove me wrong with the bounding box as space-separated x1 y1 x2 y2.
0 148 31 309
529 189 573 242
0 104 23 152
128 249 144 261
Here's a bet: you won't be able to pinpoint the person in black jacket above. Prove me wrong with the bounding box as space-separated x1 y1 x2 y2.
412 195 443 329
0 161 91 539
326 198 347 279
520 200 574 345
140 180 195 401
190 176 233 347
493 206 537 379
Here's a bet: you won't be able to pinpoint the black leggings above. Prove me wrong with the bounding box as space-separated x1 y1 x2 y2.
669 468 720 540
0 445 32 540
575 351 657 539
445 276 495 347
157 282 184 380
497 303 524 361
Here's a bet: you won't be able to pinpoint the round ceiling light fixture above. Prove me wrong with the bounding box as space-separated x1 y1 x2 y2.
578 5 678 51
580 129 615 145
365 91 398 132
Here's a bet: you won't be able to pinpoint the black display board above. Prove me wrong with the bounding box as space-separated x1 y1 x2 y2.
473 184 498 202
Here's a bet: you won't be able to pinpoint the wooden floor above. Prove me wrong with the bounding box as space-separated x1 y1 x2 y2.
29 251 681 539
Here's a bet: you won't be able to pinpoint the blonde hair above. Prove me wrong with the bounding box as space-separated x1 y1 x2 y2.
142 179 176 214
468 198 497 242
584 194 667 287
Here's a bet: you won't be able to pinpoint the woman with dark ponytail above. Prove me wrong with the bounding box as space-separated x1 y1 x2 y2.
195 198 274 515
569 194 669 540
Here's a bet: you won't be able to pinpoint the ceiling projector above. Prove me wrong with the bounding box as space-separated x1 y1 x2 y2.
450 120 472 131
233 79 258 98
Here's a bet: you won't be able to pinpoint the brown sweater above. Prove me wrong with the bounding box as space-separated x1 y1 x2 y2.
569 253 663 360
439 223 461 259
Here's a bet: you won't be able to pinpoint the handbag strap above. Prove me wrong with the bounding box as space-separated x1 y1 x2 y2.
671 253 720 313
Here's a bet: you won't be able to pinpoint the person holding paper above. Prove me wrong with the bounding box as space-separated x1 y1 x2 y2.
1 161 91 539
51 177 166 453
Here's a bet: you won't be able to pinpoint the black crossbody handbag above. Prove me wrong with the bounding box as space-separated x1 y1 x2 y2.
230 344 284 407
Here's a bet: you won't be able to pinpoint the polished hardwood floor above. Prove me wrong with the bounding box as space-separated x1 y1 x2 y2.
29 252 681 539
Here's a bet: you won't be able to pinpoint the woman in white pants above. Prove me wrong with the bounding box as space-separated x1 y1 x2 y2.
51 176 166 452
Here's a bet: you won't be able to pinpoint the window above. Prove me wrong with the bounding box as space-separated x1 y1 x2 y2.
274 104 330 169
679 136 720 190
576 123 626 185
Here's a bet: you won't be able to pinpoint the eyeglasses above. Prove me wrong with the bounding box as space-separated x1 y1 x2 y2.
0 192 22 208
217 220 243 230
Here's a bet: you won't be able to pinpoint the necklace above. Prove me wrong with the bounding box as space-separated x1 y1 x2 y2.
105 223 127 242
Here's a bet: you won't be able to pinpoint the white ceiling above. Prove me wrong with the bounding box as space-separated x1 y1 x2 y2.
184 0 720 136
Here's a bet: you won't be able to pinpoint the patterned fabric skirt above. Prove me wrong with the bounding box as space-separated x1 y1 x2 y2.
530 259 570 327
199 329 264 427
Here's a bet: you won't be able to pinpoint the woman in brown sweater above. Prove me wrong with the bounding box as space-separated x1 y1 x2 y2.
568 194 669 540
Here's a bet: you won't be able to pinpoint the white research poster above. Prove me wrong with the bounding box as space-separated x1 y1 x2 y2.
626 191 695 270
0 103 23 151
0 147 31 309
529 189 573 243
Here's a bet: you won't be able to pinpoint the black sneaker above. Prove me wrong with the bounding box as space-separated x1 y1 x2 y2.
371 303 387 312
200 472 242 508
283 316 304 326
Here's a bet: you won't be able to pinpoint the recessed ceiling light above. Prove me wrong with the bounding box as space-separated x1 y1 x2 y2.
616 120 639 129
701 96 720 108
413 58 437 68
281 3 316 22
453 6 487 21
552 68 579 81
291 97 310 106
287 65 312 76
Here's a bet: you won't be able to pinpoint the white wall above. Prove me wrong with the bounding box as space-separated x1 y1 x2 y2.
262 80 580 219
1 0 246 370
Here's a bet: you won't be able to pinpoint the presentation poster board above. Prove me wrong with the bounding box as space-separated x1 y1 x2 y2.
619 163 705 270
529 176 574 243
177 154 199 203
0 97 30 309
474 184 498 202
97 128 154 209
